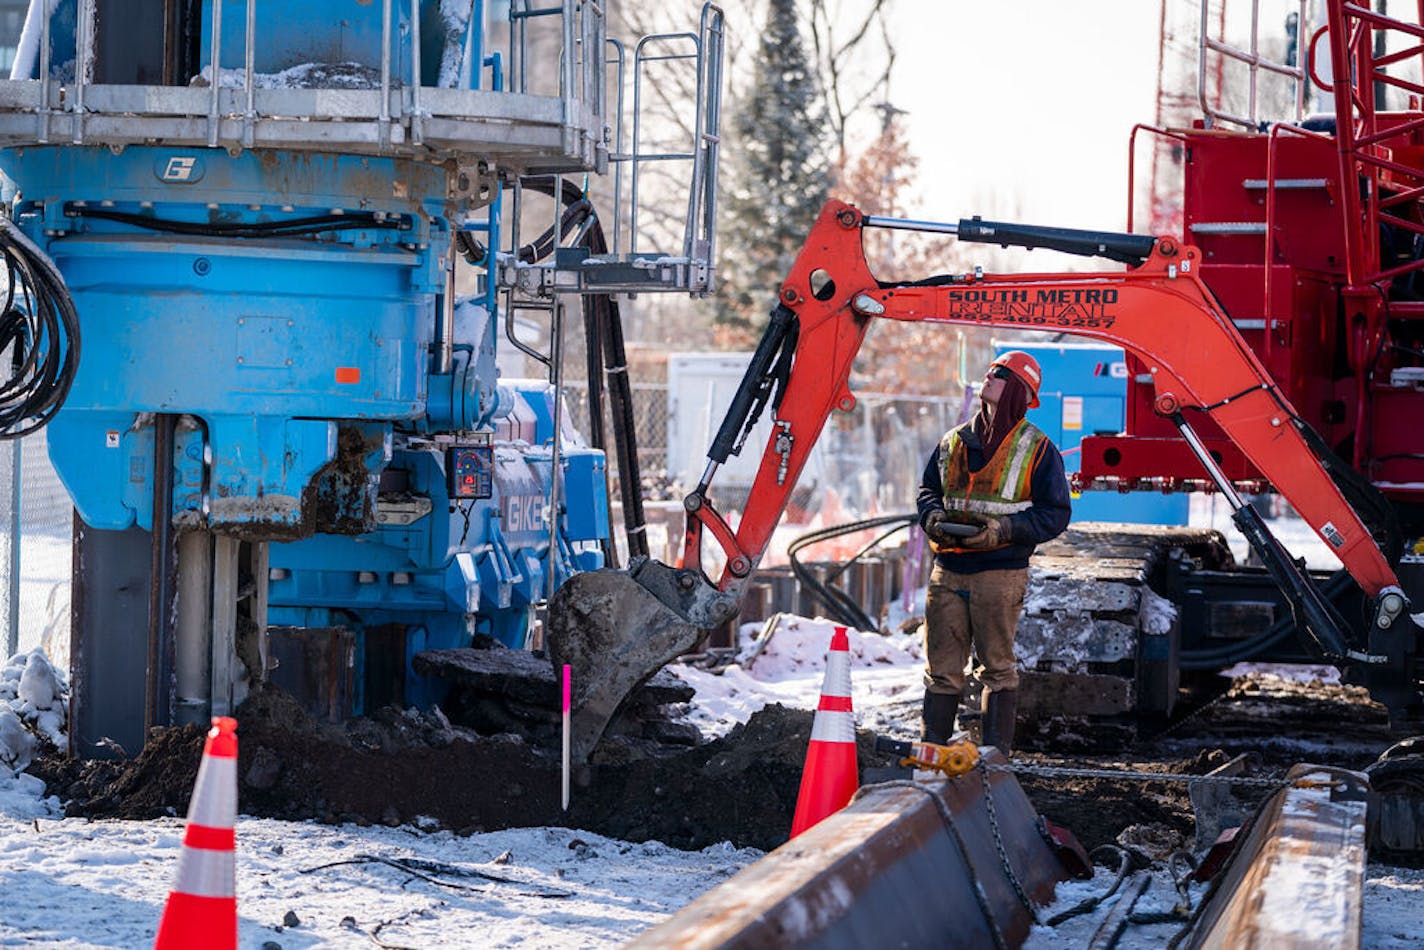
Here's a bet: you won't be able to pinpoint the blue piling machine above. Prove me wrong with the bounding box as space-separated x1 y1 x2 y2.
0 0 723 757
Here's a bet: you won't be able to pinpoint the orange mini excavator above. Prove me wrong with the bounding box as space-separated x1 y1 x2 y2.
549 198 1420 765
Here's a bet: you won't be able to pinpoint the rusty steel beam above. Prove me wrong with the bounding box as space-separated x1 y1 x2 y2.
1186 764 1369 949
629 750 1068 949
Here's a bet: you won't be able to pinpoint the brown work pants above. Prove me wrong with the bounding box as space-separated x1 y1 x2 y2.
923 564 1028 694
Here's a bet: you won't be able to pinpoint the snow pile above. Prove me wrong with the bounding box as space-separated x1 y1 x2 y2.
193 62 390 90
882 584 927 634
672 614 925 739
735 614 922 679
1218 662 1341 685
0 649 65 820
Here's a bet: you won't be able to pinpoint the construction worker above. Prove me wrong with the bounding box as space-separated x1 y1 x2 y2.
916 351 1071 754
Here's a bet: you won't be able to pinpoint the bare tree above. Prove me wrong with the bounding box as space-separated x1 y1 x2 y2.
806 0 896 162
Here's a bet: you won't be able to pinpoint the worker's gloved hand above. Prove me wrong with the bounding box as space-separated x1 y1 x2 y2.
925 510 966 545
961 517 1011 550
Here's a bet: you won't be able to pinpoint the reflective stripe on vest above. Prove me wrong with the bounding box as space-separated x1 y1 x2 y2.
939 419 1045 520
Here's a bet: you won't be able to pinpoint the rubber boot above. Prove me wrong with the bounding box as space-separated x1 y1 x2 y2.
921 691 959 745
982 689 1018 756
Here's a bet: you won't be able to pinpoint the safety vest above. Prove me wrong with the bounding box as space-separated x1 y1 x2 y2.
938 419 1047 549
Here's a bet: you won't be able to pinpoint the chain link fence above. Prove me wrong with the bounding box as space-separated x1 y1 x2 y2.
562 377 969 513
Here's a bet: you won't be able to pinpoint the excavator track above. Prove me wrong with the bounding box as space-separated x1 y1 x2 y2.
1011 523 1235 748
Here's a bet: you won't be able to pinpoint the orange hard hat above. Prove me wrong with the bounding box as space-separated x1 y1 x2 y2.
990 350 1042 408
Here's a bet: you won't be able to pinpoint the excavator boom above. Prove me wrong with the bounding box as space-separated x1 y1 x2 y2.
548 199 1419 762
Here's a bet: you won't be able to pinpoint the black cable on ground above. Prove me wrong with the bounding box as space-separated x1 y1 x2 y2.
0 215 80 438
1045 845 1132 926
787 513 917 630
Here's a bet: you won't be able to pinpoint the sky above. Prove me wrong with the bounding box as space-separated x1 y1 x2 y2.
887 1 1163 234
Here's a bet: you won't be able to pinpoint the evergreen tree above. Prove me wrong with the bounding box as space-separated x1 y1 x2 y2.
717 0 833 337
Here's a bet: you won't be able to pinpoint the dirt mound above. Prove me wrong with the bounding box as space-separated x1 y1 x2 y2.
30 726 206 819
32 689 894 852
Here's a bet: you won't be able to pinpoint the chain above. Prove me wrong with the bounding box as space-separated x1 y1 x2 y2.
1150 689 1230 740
858 780 1011 950
977 761 1040 923
992 761 1340 791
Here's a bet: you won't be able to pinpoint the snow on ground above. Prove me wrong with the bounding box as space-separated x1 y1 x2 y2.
1024 873 1205 948
1364 864 1424 948
0 815 759 948
0 614 925 948
1189 493 1342 571
3 596 1422 947
1218 661 1342 685
0 651 760 948
670 613 925 739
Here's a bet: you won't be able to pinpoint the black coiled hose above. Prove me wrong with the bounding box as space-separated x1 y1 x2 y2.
0 215 79 438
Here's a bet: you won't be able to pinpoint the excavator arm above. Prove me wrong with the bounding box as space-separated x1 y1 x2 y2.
548 198 1418 763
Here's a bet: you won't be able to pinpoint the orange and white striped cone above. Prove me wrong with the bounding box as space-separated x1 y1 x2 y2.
790 626 859 838
154 716 238 950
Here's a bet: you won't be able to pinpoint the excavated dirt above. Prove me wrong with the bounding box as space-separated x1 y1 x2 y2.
27 665 1409 858
31 688 897 852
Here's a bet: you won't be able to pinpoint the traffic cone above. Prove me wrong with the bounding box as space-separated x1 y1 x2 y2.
154 716 238 950
790 626 858 837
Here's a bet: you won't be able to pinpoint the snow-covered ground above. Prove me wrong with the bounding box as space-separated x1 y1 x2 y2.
0 817 758 948
3 601 1422 947
0 616 933 948
1189 492 1343 571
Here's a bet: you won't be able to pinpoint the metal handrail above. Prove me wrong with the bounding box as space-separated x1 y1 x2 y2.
626 2 724 265
686 3 725 266
0 0 605 171
606 37 626 256
629 29 697 256
1198 0 1312 129
1125 122 1189 234
207 0 223 147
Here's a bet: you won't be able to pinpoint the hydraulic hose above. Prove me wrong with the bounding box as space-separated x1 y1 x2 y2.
0 215 80 438
65 206 410 240
787 513 917 631
1179 569 1356 669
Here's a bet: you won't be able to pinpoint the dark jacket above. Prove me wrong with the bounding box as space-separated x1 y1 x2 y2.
917 425 1071 573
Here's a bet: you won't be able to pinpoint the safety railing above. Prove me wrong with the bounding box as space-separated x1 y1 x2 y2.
0 0 607 174
496 2 725 297
1198 0 1313 129
1322 1 1424 294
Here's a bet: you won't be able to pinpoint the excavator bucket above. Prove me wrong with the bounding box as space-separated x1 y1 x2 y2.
546 556 740 764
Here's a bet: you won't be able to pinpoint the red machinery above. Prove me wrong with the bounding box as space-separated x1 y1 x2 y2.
1096 4 1424 516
